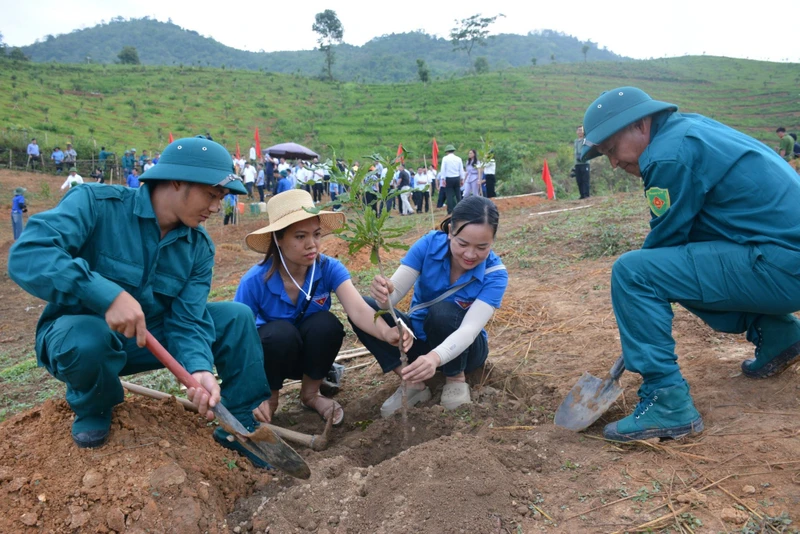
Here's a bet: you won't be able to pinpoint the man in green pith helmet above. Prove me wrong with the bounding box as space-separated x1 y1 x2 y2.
580 87 800 442
7 136 273 468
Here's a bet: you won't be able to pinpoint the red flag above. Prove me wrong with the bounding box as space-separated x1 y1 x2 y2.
432 138 439 169
235 141 241 160
542 159 555 200
168 132 174 144
254 128 261 162
396 143 404 163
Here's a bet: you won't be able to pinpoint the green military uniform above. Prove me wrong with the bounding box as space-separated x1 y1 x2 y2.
779 133 794 161
8 183 268 435
581 88 800 441
7 137 270 454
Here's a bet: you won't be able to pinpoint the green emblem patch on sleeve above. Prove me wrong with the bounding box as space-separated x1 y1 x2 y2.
646 187 671 217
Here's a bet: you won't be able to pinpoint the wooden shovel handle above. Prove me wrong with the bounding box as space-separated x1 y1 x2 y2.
144 331 204 392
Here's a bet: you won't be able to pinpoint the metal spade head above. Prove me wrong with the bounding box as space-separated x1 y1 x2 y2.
554 356 626 431
214 403 311 480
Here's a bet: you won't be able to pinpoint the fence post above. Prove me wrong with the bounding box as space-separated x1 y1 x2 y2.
8 149 11 169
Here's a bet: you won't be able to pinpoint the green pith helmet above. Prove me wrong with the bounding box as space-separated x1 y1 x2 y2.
139 136 247 194
580 87 677 162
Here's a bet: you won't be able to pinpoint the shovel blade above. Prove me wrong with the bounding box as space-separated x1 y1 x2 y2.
554 371 624 431
214 404 311 479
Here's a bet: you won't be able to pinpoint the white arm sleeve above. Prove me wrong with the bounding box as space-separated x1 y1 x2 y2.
385 264 420 308
433 300 496 365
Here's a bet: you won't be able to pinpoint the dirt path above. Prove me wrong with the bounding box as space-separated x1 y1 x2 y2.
1 171 798 533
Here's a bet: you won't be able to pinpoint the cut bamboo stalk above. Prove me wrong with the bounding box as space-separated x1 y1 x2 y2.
530 204 595 216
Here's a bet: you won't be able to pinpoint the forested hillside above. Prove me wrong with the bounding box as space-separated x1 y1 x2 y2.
17 18 625 83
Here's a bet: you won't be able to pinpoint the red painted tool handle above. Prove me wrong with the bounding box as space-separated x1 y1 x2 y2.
145 331 204 392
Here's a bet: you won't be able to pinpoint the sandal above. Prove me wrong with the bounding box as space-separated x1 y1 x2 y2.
301 394 344 426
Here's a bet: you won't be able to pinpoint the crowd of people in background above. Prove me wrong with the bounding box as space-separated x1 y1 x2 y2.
220 145 498 225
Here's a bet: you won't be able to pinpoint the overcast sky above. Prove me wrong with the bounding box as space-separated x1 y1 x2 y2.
2 0 797 63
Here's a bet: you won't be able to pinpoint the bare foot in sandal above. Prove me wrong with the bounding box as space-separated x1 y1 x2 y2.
301 394 344 425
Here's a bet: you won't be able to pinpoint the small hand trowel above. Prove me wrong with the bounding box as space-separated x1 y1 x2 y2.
554 355 626 431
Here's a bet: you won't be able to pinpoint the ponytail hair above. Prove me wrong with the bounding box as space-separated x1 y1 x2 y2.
439 196 500 238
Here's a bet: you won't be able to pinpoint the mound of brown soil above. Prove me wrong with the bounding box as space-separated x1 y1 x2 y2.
0 397 271 533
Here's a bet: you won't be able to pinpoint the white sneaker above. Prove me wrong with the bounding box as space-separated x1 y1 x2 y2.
441 382 471 410
380 385 431 418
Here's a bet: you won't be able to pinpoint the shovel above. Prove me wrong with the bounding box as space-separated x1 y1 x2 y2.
144 332 311 479
554 355 626 431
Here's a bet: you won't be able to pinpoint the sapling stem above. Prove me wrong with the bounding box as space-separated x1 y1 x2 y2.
374 247 410 445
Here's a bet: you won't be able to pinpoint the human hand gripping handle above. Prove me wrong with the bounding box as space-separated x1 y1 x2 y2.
144 332 220 420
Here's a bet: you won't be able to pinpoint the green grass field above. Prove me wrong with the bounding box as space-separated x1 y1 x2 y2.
1 56 797 169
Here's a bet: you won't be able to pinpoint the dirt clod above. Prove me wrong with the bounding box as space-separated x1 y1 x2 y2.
149 463 187 489
20 512 38 526
676 489 708 504
720 507 749 524
106 508 125 532
83 468 104 489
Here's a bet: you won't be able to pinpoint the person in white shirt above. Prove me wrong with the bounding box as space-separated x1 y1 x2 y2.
143 158 154 173
243 162 258 200
440 145 465 214
414 166 431 213
277 158 290 173
295 164 312 194
237 157 247 178
309 157 326 203
249 144 257 163
397 164 414 216
481 152 497 198
61 168 84 191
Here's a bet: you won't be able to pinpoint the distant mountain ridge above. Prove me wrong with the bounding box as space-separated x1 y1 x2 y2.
19 17 628 83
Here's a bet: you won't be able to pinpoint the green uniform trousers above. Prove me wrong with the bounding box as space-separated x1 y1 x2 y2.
38 301 269 429
611 241 800 396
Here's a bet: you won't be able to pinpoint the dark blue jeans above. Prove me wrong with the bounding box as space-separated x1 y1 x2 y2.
350 297 488 378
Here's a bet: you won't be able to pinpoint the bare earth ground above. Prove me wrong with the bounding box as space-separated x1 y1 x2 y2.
1 170 798 533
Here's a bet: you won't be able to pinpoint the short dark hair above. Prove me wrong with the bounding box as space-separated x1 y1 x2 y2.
777 127 787 133
439 196 500 238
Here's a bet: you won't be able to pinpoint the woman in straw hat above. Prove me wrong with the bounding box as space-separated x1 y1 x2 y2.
235 189 411 425
351 196 508 417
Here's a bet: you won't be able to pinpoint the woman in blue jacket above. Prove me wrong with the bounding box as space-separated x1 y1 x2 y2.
352 196 508 417
235 189 409 425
